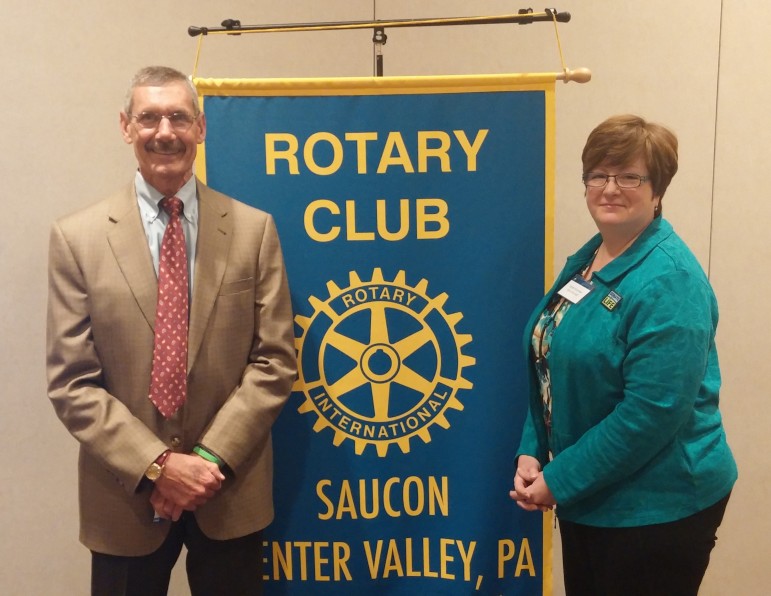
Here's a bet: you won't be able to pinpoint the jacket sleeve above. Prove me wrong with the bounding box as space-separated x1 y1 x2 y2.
515 403 550 467
46 222 168 492
543 269 716 505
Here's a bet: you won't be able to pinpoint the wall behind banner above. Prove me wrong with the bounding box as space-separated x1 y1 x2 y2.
0 1 765 594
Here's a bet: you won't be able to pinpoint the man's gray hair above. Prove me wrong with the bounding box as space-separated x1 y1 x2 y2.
124 66 199 116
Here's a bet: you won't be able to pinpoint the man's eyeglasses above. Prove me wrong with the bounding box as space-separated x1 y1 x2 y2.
129 111 198 132
582 172 650 189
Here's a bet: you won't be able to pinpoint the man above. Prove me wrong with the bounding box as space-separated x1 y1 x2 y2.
46 65 297 595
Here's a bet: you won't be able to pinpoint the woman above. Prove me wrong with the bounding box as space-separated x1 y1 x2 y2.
510 114 737 596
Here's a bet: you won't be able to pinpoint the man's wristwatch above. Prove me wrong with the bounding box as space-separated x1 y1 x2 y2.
145 450 171 482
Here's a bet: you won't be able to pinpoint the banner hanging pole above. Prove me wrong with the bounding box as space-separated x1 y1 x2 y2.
188 9 590 84
188 10 571 38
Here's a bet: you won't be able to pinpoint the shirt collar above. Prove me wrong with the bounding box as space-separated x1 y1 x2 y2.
568 218 673 284
134 171 198 224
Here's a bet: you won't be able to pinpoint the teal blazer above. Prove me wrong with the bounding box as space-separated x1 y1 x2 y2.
517 217 737 527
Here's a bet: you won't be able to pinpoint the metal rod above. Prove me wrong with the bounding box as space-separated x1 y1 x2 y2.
188 10 571 37
373 27 387 77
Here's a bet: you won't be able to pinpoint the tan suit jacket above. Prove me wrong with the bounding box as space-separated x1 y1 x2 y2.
46 179 297 556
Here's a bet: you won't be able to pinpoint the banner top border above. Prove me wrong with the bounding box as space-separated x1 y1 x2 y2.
193 73 557 96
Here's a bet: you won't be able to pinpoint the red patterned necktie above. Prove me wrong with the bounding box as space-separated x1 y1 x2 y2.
148 197 189 418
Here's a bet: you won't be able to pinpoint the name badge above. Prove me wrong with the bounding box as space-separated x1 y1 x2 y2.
557 274 595 304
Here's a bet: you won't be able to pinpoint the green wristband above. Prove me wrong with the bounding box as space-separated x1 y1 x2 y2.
193 445 223 466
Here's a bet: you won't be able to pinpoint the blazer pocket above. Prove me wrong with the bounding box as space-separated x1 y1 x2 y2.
219 277 254 296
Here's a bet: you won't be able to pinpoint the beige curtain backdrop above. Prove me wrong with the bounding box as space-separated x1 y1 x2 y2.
0 1 766 594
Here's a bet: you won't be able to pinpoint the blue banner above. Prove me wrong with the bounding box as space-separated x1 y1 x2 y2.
196 74 555 595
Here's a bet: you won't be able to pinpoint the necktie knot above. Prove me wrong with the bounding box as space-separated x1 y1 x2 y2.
161 196 183 218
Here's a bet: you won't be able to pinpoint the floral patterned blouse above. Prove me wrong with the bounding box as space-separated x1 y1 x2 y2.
531 261 593 439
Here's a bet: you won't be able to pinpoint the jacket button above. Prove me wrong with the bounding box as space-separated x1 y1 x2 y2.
170 436 182 450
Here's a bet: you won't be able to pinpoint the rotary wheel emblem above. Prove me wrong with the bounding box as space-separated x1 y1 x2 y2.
294 268 475 456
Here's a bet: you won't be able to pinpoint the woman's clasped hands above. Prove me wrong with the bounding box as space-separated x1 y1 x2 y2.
509 454 556 512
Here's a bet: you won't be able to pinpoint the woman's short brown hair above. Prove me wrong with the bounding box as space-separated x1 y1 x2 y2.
581 115 679 206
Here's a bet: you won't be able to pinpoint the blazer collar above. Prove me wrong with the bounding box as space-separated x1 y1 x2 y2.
106 179 235 373
566 218 673 285
187 180 233 371
595 218 672 283
106 183 158 330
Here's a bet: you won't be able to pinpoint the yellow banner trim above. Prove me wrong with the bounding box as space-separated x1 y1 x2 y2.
193 72 558 96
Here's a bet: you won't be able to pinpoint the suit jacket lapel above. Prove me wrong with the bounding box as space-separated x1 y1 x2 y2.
189 181 233 371
106 184 158 330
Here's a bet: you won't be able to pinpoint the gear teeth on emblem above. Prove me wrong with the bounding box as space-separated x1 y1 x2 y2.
294 269 475 457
